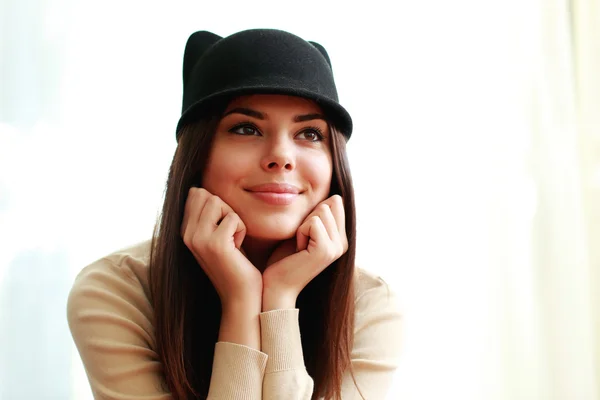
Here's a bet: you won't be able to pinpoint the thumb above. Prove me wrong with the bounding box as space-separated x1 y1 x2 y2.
296 219 310 251
216 212 246 249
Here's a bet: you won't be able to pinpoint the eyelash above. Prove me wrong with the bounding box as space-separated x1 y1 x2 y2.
228 121 326 142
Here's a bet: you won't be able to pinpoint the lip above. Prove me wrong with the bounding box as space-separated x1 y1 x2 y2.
247 192 298 205
246 183 302 194
245 183 302 206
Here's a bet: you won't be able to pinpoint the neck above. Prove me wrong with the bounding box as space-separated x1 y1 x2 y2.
241 236 279 272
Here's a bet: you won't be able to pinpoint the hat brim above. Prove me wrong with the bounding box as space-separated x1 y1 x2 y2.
176 86 352 140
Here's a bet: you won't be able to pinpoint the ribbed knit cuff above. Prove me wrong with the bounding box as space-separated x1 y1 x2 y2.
208 342 268 399
259 309 305 373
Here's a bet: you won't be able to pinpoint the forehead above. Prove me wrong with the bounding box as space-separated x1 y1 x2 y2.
225 94 324 116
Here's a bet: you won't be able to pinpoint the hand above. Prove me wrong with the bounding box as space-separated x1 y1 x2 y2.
181 187 262 308
262 195 349 311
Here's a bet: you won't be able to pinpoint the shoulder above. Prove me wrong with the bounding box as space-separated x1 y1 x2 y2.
66 239 155 344
350 266 403 362
66 239 171 397
354 267 400 309
69 239 153 300
100 238 153 285
353 266 403 336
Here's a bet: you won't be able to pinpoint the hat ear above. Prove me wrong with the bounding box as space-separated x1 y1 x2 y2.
309 41 332 69
183 31 222 85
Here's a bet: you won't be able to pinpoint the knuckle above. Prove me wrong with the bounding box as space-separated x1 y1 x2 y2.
207 194 221 206
191 187 203 197
331 195 343 208
195 187 209 200
227 212 241 226
230 212 241 223
317 203 330 212
326 247 337 261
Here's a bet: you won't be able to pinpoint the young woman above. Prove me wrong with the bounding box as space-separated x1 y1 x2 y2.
67 28 402 400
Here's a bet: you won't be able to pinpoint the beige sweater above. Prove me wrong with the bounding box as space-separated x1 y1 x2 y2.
67 240 402 399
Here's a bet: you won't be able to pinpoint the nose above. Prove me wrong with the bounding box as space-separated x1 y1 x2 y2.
261 137 295 172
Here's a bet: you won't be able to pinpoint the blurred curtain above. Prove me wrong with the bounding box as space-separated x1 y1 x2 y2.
529 0 600 398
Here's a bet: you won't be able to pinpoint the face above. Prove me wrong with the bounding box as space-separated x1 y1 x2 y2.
202 94 333 241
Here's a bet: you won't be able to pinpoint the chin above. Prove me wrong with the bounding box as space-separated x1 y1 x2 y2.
244 218 300 241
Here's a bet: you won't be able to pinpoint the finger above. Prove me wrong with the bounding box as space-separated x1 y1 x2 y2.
331 195 348 251
322 195 348 252
181 187 210 239
297 202 334 250
296 217 310 251
323 195 346 235
197 195 234 238
297 216 330 257
314 203 338 242
214 212 247 249
310 216 335 261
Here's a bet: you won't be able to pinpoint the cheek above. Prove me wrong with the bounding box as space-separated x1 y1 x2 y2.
300 153 333 196
203 147 248 193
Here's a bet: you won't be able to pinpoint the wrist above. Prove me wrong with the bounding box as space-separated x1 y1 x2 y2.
222 296 262 316
219 299 262 350
262 287 298 312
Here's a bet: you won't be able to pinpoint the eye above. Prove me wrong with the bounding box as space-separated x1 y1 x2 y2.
297 127 325 142
229 123 260 136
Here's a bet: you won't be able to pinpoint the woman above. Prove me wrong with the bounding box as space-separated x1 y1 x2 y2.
67 28 402 400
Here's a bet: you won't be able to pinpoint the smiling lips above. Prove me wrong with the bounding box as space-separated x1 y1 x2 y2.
246 183 302 205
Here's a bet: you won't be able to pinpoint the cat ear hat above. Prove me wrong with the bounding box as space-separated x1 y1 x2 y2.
176 29 353 141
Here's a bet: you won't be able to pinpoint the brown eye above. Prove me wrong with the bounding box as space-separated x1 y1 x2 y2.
230 123 260 136
297 128 324 142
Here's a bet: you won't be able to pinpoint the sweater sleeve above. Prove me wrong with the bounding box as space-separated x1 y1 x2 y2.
260 309 314 400
67 259 268 400
259 280 402 400
340 282 403 399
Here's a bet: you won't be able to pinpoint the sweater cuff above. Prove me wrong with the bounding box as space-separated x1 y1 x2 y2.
259 309 306 373
208 342 268 399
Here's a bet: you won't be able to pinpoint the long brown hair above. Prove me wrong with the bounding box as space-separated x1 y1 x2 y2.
149 101 360 399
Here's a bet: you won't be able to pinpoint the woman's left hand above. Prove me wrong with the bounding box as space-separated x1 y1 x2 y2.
262 195 348 311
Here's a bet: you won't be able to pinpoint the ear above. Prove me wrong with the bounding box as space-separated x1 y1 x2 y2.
183 31 222 85
309 41 332 69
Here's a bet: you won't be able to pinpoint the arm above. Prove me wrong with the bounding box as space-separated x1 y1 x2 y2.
67 261 173 399
218 299 261 349
259 196 403 399
260 307 314 400
339 281 403 399
259 280 402 400
67 260 268 400
180 187 269 397
209 299 267 398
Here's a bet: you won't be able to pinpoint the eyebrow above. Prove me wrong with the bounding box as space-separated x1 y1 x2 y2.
222 107 326 123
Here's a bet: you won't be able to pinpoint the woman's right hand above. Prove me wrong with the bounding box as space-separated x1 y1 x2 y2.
181 187 263 308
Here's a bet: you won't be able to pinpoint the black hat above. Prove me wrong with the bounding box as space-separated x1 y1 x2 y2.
176 29 353 140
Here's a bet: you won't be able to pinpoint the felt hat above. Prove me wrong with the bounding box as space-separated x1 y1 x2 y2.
176 28 353 140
